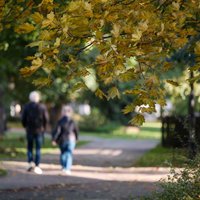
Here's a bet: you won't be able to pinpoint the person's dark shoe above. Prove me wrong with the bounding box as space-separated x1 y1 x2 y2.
27 162 34 172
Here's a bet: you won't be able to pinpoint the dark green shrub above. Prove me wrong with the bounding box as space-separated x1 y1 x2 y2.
144 155 200 200
78 107 108 131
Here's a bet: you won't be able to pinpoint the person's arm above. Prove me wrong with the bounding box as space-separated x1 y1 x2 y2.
73 121 79 141
41 104 49 131
21 105 27 128
52 121 62 144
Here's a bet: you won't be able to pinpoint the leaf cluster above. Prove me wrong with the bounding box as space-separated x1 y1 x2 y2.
1 0 200 125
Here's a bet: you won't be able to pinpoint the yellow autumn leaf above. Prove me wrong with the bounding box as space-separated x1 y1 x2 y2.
77 69 90 77
39 0 53 5
31 12 43 24
0 0 4 7
108 87 120 99
42 19 52 28
95 88 107 99
189 65 200 72
166 80 179 86
96 31 103 40
172 2 180 11
43 61 56 71
131 29 142 41
20 66 39 77
32 58 43 67
163 62 173 72
124 89 146 95
39 30 52 40
139 106 156 114
27 41 43 48
42 11 55 28
194 41 200 56
129 114 145 126
32 78 52 86
83 2 93 17
47 11 54 20
138 20 148 32
157 98 166 107
54 37 61 47
72 82 87 92
53 49 59 54
25 56 35 61
68 1 82 12
174 37 188 47
111 23 120 38
15 23 35 34
122 103 136 114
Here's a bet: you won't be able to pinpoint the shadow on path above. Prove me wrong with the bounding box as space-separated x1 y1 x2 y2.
0 136 169 199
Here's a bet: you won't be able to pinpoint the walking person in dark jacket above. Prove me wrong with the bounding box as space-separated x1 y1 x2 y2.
52 105 78 175
22 91 49 174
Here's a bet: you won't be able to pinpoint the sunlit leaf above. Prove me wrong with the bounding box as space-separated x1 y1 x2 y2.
15 23 35 34
32 77 52 86
95 88 107 99
166 80 180 86
122 103 136 114
129 114 145 126
72 82 87 92
107 87 120 99
31 12 43 24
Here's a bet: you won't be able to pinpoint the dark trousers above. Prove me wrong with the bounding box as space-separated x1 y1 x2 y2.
26 133 43 166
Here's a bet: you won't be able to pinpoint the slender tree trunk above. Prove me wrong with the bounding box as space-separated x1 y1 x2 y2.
188 71 197 159
0 89 6 136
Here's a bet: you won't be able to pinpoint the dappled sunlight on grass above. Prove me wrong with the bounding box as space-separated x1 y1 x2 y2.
81 121 162 140
134 145 188 167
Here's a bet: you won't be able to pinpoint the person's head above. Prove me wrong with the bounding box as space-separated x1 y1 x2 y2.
29 91 40 103
61 105 73 117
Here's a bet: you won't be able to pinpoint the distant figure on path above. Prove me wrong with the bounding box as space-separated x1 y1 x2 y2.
52 105 79 175
22 91 49 174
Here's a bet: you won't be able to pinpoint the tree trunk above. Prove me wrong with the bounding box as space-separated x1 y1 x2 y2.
188 71 197 159
0 89 6 136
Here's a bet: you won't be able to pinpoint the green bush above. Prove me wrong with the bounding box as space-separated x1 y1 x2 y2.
144 155 200 200
78 107 108 131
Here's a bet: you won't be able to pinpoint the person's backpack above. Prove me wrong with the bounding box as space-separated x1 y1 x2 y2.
26 103 44 130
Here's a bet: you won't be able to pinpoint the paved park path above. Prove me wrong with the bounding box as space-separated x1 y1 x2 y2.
0 134 170 200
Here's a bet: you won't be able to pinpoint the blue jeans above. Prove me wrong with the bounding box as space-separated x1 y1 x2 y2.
26 133 43 166
59 141 76 170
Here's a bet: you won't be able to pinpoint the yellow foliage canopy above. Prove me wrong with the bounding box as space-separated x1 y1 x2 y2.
1 0 200 125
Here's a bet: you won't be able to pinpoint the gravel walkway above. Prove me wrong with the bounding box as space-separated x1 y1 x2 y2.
0 135 170 200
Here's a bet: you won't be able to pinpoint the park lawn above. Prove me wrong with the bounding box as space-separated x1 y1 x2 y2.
7 120 162 139
134 145 188 167
0 132 89 160
81 121 162 140
0 168 7 176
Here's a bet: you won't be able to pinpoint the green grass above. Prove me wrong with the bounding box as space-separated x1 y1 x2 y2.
0 132 89 160
134 145 188 167
0 168 7 176
7 121 23 128
81 121 162 140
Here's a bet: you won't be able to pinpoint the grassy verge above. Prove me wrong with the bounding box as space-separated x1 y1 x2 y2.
0 132 89 160
7 120 162 140
81 121 161 140
134 145 188 167
0 168 7 176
